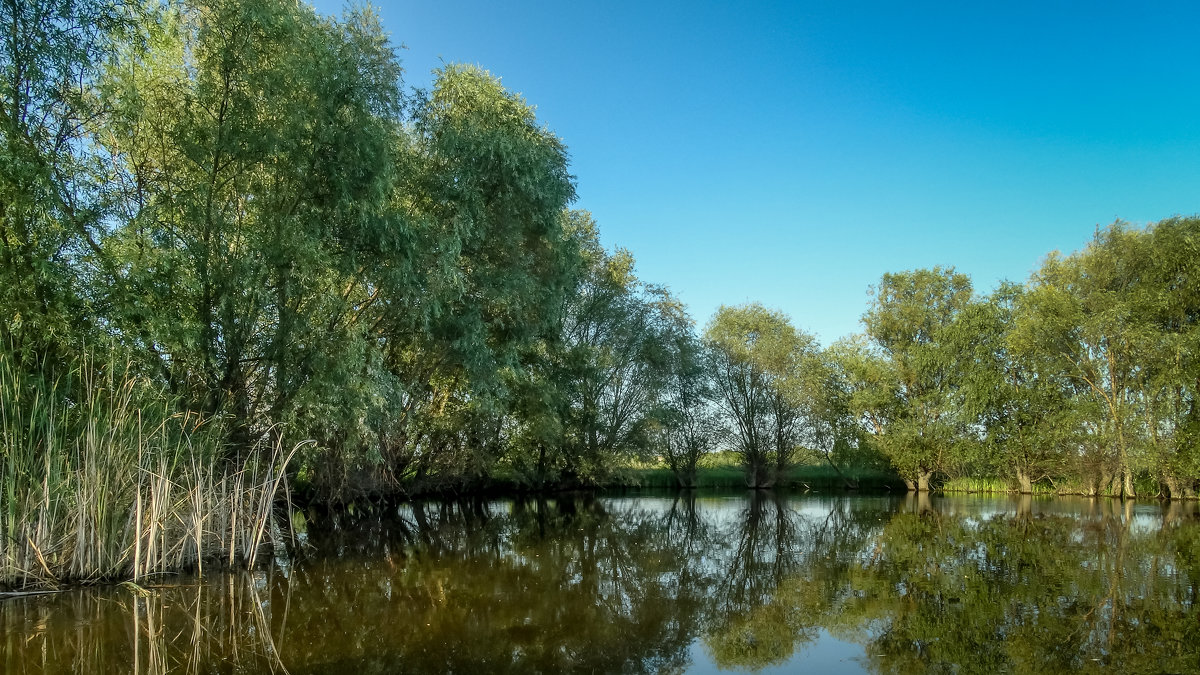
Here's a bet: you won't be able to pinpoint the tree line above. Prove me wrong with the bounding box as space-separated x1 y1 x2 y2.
697 220 1200 498
4 0 1199 516
0 0 709 507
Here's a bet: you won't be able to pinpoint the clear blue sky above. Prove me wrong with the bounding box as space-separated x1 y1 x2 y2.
311 0 1200 345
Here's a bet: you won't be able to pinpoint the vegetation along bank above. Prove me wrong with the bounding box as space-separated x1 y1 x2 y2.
3 0 1199 586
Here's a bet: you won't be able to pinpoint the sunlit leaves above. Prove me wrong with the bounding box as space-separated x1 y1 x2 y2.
861 267 973 488
705 303 818 486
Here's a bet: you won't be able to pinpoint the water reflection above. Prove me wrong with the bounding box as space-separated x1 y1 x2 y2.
4 493 1200 673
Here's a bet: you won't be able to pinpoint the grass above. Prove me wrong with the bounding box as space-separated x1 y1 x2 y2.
941 476 1129 496
940 477 1056 495
0 347 299 588
615 452 905 491
788 464 906 491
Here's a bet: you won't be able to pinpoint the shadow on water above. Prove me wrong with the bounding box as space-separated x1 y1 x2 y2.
5 492 1200 673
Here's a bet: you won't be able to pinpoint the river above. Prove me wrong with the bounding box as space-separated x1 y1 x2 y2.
4 491 1199 673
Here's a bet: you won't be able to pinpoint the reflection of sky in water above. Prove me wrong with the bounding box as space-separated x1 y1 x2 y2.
687 629 869 675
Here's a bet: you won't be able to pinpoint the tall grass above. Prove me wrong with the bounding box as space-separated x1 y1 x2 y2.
617 453 905 491
941 477 1058 495
0 348 299 588
788 464 906 491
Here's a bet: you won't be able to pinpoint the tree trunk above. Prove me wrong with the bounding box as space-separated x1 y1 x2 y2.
745 459 773 488
1122 466 1136 500
1164 474 1181 501
1015 469 1033 494
1107 473 1122 497
903 478 917 492
916 469 933 492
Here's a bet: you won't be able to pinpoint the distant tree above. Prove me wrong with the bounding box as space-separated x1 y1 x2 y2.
705 304 815 487
500 212 683 486
1013 225 1154 498
654 301 716 488
949 282 1079 493
829 336 900 472
556 214 670 480
862 267 973 491
801 343 884 488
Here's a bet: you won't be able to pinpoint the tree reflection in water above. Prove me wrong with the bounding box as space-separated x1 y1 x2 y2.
4 493 1200 674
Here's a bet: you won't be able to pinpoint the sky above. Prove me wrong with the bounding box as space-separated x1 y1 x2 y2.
311 0 1200 345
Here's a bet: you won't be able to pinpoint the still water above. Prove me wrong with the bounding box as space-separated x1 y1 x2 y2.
5 492 1200 674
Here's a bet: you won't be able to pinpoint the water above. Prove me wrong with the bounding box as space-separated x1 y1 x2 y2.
5 491 1200 674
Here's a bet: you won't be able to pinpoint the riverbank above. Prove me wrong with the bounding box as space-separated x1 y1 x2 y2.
613 454 906 492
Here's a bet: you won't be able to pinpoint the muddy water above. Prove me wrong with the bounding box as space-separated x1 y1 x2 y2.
5 492 1200 674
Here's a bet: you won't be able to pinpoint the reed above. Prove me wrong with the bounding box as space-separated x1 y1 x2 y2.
941 477 1058 495
617 458 904 491
0 348 299 588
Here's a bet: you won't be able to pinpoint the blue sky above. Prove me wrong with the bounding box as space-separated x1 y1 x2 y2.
311 0 1200 345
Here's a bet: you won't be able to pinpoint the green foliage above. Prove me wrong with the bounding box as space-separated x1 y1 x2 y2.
500 212 688 487
7 0 1200 537
648 287 716 487
803 341 890 485
705 304 818 487
95 0 411 464
0 0 135 362
1011 222 1200 497
945 283 1080 492
861 267 973 489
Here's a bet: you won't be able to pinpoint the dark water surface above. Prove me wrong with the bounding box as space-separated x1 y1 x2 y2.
5 492 1200 674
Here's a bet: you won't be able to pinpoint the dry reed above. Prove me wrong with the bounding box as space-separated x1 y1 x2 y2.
0 348 300 588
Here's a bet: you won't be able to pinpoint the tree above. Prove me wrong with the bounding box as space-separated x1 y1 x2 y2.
366 63 580 492
1137 217 1200 498
654 298 716 488
705 304 815 487
101 0 407 456
862 267 973 491
801 343 883 488
950 282 1079 493
0 0 132 364
1013 224 1154 498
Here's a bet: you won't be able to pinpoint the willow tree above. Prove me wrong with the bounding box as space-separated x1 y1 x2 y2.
1137 218 1200 498
862 267 973 491
503 212 685 485
706 304 815 488
801 342 882 488
950 282 1079 493
1014 224 1155 498
372 64 580 489
0 0 133 365
100 0 407 454
656 305 716 488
